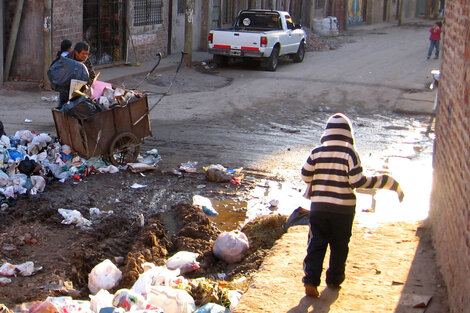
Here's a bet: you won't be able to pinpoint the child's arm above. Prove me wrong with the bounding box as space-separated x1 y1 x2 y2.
348 154 405 202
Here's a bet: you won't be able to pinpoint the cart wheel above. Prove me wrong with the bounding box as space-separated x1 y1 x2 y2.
108 132 140 166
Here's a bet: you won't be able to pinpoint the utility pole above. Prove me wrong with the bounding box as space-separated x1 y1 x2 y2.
43 0 52 90
184 0 193 67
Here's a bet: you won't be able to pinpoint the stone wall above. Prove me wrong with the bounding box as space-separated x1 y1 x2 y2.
429 0 470 312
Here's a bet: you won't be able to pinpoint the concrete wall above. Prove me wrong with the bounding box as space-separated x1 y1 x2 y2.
429 0 470 312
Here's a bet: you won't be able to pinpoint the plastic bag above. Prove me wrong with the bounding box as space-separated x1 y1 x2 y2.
147 286 196 313
58 209 92 228
194 303 229 313
0 170 9 187
213 231 249 264
193 195 218 216
132 264 181 297
166 251 200 274
90 289 114 313
61 96 102 119
112 289 146 311
88 259 122 295
47 56 89 91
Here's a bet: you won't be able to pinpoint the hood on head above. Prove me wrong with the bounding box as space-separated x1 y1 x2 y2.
320 113 354 145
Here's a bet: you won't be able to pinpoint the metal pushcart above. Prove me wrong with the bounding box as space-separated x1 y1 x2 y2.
52 96 152 166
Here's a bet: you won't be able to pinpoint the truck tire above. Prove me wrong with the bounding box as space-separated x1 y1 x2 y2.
293 41 305 63
264 46 279 71
213 54 229 67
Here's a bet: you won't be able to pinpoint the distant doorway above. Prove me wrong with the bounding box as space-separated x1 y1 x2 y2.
83 0 126 65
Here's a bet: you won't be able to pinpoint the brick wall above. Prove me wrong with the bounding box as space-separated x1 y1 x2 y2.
128 1 169 61
429 0 470 312
52 0 83 62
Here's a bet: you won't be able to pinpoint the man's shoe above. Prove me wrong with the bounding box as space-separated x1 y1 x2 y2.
327 283 341 290
305 284 319 298
434 56 439 59
426 56 430 59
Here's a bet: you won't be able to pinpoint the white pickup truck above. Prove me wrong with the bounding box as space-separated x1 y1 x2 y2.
208 9 307 71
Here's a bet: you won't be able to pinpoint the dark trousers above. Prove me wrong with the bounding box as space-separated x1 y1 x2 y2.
302 208 354 286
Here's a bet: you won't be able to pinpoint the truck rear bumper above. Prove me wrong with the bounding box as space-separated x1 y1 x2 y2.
208 47 265 58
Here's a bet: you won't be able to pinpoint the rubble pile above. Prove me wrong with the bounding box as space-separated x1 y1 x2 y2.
304 27 342 51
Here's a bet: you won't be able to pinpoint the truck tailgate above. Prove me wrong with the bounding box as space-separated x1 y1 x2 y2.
213 31 261 49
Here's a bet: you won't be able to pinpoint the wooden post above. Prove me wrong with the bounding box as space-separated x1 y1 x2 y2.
4 0 25 81
0 0 4 86
184 0 193 67
43 0 52 90
397 0 403 26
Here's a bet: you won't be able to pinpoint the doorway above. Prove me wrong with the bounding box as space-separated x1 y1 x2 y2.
83 0 126 65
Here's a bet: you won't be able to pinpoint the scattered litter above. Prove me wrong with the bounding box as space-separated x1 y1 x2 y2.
24 119 32 123
58 208 92 228
127 163 158 173
131 183 147 189
213 231 249 264
269 199 279 207
194 303 229 313
197 185 206 189
283 206 310 230
0 277 12 286
88 259 122 295
193 195 218 216
41 96 59 102
180 161 198 173
0 261 41 276
98 165 119 174
166 251 200 274
147 285 196 313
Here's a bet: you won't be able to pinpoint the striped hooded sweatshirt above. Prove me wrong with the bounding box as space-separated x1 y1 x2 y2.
301 113 404 215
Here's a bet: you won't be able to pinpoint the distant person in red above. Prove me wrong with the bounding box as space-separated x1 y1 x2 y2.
427 21 442 59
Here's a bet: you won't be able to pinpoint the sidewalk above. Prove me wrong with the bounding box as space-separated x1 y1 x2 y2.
98 51 212 85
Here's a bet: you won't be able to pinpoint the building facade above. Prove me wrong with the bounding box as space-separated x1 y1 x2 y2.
429 0 470 311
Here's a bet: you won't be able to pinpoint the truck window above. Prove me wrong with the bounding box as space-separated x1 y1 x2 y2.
285 15 295 30
235 12 281 30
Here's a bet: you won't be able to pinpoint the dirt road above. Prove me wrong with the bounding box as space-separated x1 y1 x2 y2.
0 19 449 311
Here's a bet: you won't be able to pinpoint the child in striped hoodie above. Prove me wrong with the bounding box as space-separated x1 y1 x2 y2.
301 113 404 297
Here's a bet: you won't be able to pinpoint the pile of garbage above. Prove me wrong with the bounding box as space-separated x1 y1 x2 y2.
0 123 161 207
61 82 144 120
0 232 250 313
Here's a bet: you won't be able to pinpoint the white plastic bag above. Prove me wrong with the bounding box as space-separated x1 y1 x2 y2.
112 289 146 311
194 303 229 313
213 231 249 264
88 259 122 295
58 209 92 228
90 289 114 313
132 264 181 297
147 286 196 313
166 251 200 274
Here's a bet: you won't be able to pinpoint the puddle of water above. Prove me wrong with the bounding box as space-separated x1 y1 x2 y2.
209 199 248 232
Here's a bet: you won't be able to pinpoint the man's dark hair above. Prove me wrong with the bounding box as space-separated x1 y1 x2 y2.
74 42 90 53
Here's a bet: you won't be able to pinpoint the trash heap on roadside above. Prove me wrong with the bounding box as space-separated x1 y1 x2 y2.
1 244 247 313
0 122 161 206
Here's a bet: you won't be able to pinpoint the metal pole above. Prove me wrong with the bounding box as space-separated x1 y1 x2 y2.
4 0 25 81
184 0 193 67
43 0 52 90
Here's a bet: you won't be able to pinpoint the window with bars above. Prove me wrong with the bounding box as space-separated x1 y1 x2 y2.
177 0 185 14
134 0 162 26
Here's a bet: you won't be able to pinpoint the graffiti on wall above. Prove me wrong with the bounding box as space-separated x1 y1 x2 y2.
348 0 363 26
